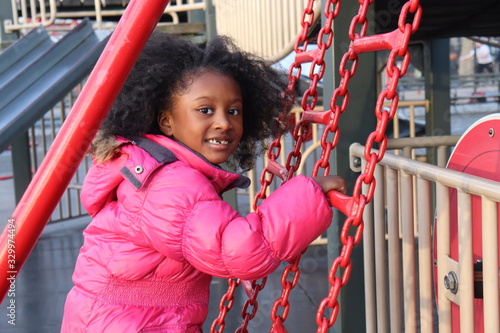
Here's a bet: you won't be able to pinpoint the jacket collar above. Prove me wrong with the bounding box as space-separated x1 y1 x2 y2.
119 135 250 194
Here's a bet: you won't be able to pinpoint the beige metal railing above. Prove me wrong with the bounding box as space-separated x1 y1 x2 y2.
350 139 500 333
4 0 206 33
213 0 321 62
4 0 58 33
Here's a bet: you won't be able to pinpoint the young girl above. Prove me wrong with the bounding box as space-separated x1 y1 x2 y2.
62 32 345 332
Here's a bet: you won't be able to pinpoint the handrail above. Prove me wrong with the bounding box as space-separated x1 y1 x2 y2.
4 0 57 33
350 142 500 201
4 0 205 33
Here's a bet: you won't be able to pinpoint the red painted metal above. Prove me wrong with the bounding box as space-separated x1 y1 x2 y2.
434 114 500 333
0 0 171 301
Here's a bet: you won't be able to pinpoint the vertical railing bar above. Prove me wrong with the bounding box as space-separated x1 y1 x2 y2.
457 190 474 332
284 0 292 48
40 113 47 156
401 170 417 333
437 145 448 168
374 164 388 333
39 0 47 24
10 0 19 26
20 0 28 24
402 146 411 159
386 167 403 332
436 182 452 333
66 187 72 218
29 126 37 173
276 0 284 56
409 105 416 160
246 1 256 52
362 156 376 332
94 0 103 29
259 1 265 55
29 0 37 23
416 177 434 332
265 0 272 57
50 106 56 141
287 0 295 50
481 196 499 332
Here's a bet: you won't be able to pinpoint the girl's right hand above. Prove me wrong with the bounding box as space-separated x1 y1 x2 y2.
312 175 347 195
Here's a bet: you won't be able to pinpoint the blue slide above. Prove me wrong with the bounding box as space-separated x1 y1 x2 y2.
0 18 111 153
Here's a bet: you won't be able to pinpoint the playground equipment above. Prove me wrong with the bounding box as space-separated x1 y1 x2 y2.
0 0 424 331
434 114 500 333
6 0 497 332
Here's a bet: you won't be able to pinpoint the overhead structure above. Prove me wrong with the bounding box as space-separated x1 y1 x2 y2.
213 0 321 62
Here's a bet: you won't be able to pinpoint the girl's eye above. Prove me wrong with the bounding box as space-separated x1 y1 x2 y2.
199 108 213 115
228 109 240 116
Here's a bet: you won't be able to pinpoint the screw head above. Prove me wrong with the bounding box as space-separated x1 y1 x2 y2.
444 271 458 294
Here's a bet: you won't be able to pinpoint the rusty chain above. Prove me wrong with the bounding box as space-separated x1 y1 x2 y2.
211 0 421 331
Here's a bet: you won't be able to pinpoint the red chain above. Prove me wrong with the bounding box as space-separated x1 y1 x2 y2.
316 0 422 331
236 279 267 333
237 2 326 331
211 279 240 333
211 0 421 331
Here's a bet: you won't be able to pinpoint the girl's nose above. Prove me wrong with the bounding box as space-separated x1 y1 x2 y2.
213 112 232 130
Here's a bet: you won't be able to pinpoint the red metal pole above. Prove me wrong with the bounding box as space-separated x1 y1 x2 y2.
0 0 171 301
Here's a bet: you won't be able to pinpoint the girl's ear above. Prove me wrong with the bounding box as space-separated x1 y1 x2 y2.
158 111 174 137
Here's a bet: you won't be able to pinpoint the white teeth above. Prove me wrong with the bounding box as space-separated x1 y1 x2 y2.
208 139 229 144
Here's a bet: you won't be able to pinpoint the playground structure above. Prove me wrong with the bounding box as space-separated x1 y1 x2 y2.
1 0 500 332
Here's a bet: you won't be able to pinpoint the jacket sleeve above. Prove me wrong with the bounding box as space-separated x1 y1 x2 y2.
142 167 333 280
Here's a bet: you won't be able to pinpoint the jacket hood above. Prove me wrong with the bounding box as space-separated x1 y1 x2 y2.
81 134 250 217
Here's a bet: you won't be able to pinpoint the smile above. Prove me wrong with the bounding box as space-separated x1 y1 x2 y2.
207 139 230 145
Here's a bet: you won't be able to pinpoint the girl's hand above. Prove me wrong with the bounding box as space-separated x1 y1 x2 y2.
312 175 347 195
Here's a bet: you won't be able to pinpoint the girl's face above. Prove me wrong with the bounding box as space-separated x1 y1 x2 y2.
159 70 244 165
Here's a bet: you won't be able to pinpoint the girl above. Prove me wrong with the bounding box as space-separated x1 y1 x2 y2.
62 32 346 332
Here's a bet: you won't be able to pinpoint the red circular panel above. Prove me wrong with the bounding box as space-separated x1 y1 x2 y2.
434 114 500 333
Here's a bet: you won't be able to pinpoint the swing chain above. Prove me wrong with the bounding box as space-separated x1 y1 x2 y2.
213 0 421 330
240 1 326 332
237 279 267 333
316 0 421 331
268 1 343 331
270 253 302 324
211 278 240 333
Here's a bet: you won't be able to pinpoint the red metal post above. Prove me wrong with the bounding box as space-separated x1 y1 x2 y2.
0 0 171 300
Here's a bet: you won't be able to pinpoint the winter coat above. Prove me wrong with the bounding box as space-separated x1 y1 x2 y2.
61 134 333 332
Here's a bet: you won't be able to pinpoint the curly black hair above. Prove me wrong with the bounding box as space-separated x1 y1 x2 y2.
94 31 292 171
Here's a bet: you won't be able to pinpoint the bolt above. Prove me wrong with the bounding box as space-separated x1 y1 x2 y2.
353 157 361 168
444 271 458 294
489 128 495 137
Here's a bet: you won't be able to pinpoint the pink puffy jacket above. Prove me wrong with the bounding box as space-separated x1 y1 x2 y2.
61 134 333 332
